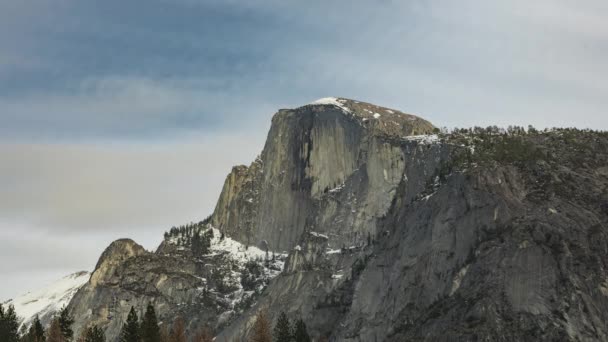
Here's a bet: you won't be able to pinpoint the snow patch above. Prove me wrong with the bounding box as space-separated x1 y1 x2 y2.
310 97 351 114
4 271 90 327
373 113 381 119
450 265 469 296
207 228 284 264
309 232 329 239
328 182 345 193
403 134 440 144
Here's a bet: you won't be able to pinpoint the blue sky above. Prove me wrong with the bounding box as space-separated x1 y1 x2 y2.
1 0 607 300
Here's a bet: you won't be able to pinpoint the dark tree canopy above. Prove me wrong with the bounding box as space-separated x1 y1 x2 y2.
140 303 161 342
28 315 46 342
58 306 75 341
83 326 105 342
273 312 292 342
293 319 311 342
119 307 140 342
0 304 20 342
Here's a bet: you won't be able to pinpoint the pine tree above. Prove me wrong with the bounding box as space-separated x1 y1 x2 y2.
201 229 213 254
273 312 292 342
169 316 186 342
250 309 271 342
58 307 74 342
140 303 160 342
82 326 105 342
46 319 63 342
0 304 20 342
292 319 310 342
191 233 202 257
119 307 140 342
29 315 46 342
19 324 29 341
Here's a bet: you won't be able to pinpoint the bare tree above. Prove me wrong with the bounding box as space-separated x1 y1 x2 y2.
169 317 186 342
47 319 64 342
250 309 272 342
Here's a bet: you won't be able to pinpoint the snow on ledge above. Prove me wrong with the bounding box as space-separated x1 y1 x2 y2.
309 231 329 239
403 134 440 144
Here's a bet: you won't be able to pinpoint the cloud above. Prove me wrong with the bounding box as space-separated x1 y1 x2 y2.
0 132 267 299
0 133 265 233
0 76 284 141
3 0 606 138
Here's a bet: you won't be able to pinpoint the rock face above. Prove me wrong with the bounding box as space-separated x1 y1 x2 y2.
211 97 435 252
69 230 285 341
66 97 608 342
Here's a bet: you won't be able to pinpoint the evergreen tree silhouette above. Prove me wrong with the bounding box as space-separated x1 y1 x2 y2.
141 303 161 342
273 312 292 342
293 319 310 342
119 307 140 342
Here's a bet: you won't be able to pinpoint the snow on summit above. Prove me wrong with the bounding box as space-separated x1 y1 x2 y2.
309 97 351 113
3 271 90 327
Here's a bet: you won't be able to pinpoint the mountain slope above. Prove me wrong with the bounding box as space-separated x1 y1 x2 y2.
3 271 90 327
65 98 608 341
67 232 286 341
219 126 608 341
66 97 435 340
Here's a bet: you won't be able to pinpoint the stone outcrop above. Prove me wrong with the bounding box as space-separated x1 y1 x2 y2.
211 98 436 252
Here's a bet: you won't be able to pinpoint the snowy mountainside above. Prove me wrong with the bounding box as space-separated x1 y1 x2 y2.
162 226 288 325
67 223 287 341
3 271 90 327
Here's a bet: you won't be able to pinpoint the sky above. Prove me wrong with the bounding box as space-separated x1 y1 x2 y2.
1 0 607 300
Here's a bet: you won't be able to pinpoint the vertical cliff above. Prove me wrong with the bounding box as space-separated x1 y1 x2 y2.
210 97 436 252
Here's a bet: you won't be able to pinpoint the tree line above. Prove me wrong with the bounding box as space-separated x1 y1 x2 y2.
2 303 318 342
251 310 317 342
163 221 223 257
117 304 213 342
0 304 85 342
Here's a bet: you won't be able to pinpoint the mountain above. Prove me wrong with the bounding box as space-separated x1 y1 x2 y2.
65 97 608 341
3 271 90 328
